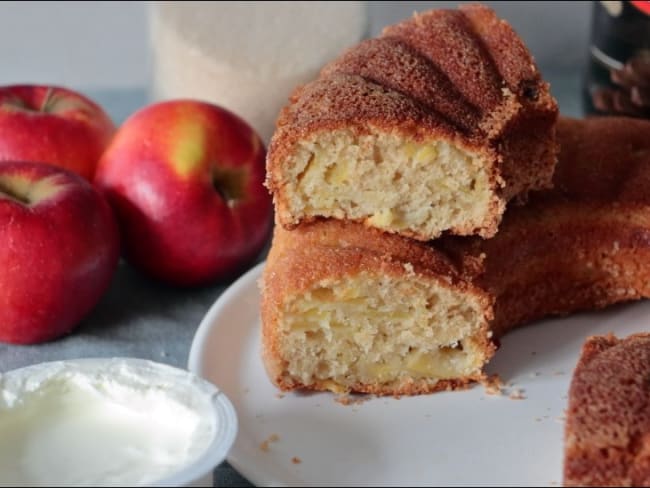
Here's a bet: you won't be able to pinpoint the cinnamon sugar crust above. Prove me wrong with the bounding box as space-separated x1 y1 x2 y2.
564 333 650 486
266 4 558 240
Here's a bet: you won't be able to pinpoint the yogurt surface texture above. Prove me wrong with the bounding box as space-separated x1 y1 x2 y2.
0 359 219 487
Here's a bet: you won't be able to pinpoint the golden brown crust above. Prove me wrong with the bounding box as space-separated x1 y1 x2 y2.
262 116 650 396
321 37 481 134
564 333 650 487
261 218 495 395
276 375 478 397
382 7 505 118
445 116 650 337
266 4 558 238
267 73 499 240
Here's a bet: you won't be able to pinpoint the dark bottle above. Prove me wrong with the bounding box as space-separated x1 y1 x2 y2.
584 1 650 118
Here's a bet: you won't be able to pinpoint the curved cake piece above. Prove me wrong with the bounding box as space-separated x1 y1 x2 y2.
266 4 558 241
261 116 650 396
455 116 650 338
564 333 650 487
262 219 495 395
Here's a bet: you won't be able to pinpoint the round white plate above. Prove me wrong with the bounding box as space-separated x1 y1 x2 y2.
189 262 650 486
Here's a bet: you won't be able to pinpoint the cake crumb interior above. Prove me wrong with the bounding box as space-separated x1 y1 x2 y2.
279 272 488 390
283 129 494 238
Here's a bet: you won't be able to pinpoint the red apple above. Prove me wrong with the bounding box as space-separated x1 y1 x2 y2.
0 85 116 181
0 162 120 344
94 100 272 286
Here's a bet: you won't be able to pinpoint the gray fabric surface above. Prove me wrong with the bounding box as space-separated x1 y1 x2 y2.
0 71 580 486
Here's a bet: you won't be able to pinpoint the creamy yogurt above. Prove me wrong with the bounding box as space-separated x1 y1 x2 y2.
0 359 235 487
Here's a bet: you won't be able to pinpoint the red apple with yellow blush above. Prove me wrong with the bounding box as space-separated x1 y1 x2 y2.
0 85 116 181
0 162 120 344
95 100 272 286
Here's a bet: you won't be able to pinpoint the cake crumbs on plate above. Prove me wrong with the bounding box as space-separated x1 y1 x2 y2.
259 434 280 452
481 374 504 395
291 457 302 465
275 393 285 399
335 394 371 406
509 388 526 400
552 370 565 376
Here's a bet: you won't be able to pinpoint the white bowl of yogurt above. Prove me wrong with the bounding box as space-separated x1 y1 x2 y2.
0 358 237 487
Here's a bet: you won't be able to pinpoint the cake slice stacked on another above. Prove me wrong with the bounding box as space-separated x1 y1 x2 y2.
262 115 650 396
266 4 558 241
261 4 565 396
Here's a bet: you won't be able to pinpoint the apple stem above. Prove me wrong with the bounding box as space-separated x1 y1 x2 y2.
40 88 55 113
0 182 29 205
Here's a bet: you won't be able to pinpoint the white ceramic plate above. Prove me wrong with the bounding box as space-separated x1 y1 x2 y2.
189 262 650 486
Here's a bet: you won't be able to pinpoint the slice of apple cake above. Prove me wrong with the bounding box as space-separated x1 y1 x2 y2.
266 5 558 240
260 219 495 396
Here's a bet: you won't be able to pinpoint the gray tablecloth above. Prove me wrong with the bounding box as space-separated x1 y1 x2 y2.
0 72 581 486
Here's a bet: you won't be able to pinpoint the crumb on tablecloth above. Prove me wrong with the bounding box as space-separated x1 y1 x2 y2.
335 394 371 406
291 457 302 464
260 434 280 452
481 374 504 395
509 388 526 400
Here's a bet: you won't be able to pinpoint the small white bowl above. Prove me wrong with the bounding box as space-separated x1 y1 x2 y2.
0 358 237 487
